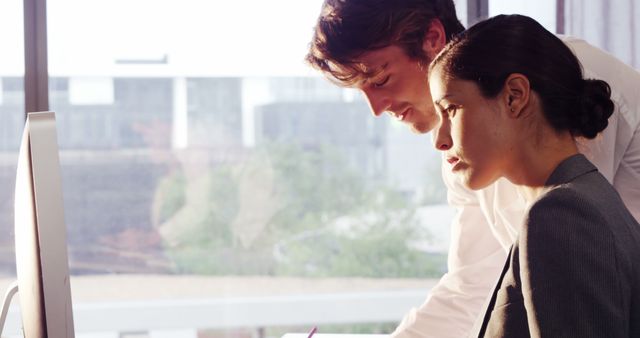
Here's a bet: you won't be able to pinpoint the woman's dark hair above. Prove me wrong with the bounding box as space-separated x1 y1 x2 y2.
306 0 465 85
430 14 613 139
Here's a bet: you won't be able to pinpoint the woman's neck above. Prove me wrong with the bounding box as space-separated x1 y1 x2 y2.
506 129 578 203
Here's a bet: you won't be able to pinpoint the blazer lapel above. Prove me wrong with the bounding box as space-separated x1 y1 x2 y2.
474 154 597 337
475 245 513 337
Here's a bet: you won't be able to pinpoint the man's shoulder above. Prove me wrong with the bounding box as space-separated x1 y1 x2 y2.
557 34 640 138
558 34 640 84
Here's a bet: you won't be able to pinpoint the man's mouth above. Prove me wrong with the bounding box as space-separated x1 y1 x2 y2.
390 108 410 121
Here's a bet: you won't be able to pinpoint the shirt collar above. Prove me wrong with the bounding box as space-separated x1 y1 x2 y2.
545 153 598 186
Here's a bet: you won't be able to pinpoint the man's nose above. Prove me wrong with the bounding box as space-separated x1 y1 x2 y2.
361 90 390 117
433 118 452 151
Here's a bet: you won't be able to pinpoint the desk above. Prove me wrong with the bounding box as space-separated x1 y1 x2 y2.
283 334 388 338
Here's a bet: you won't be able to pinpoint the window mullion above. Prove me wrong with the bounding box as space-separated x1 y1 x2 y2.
467 0 489 26
23 0 49 116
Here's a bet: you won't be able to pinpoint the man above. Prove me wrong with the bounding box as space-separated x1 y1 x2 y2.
305 1 640 337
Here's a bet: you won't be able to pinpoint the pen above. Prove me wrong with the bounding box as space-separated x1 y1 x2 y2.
307 326 318 338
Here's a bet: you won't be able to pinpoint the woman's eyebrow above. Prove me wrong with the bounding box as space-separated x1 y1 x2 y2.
434 94 453 106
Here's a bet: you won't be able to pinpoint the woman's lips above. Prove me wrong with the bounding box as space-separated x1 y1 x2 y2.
447 156 463 171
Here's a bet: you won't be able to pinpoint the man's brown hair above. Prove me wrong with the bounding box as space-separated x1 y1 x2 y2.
306 0 465 85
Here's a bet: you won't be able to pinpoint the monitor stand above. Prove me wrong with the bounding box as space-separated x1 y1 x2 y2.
0 281 18 335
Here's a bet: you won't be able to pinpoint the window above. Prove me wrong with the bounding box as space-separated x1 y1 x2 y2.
41 0 451 336
3 1 637 336
0 0 23 278
485 0 639 68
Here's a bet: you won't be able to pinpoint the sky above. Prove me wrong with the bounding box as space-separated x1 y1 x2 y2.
1 0 557 77
1 0 326 77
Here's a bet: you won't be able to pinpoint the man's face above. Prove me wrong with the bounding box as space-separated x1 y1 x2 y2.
352 45 438 134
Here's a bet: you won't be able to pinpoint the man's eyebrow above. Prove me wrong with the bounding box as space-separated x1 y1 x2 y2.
364 62 389 78
377 62 389 73
356 62 388 87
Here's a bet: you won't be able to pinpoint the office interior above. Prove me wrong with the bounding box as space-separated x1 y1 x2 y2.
0 0 637 337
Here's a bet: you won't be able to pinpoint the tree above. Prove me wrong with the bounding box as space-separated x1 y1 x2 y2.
152 143 446 278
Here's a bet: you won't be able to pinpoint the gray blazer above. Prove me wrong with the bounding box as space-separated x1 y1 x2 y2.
478 154 640 337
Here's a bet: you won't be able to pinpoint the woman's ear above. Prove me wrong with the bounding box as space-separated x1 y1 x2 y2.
503 73 531 118
422 19 447 59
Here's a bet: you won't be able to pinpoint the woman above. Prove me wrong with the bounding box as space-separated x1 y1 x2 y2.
428 15 640 337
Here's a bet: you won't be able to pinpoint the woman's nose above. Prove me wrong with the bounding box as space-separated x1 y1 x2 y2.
433 119 452 151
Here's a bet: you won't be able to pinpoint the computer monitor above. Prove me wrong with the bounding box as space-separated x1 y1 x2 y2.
0 112 75 337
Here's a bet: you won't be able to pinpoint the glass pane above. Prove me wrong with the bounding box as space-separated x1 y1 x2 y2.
485 1 639 69
0 0 24 280
48 0 451 335
562 1 639 69
489 0 557 32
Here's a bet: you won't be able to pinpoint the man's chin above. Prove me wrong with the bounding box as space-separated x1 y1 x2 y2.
410 122 431 134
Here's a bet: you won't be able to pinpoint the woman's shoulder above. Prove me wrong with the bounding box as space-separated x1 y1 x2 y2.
523 183 613 244
521 180 640 277
527 184 605 226
518 186 617 270
522 170 640 250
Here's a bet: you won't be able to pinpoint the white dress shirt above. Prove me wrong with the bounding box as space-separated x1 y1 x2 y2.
391 37 640 338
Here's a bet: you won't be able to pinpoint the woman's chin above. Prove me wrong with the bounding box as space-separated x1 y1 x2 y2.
463 175 493 191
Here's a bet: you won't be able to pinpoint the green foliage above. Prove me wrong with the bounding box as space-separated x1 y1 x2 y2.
275 220 446 277
156 167 250 274
268 144 369 227
420 152 448 205
154 143 446 278
154 172 187 224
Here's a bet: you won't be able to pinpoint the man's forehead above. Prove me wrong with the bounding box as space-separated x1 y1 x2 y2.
354 46 398 70
326 58 387 88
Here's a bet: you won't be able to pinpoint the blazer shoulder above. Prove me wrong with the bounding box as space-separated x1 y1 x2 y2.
523 185 615 247
528 185 604 220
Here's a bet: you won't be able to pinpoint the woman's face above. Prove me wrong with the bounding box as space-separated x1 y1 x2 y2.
429 65 514 190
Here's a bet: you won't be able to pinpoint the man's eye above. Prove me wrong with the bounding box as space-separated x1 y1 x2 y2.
373 75 390 88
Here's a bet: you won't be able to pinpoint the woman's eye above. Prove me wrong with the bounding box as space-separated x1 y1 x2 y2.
444 105 459 117
373 75 390 88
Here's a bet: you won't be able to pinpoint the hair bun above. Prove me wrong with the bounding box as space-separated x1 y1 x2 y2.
574 79 614 139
